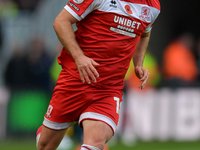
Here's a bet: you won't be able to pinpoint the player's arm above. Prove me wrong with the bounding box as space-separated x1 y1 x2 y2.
53 9 99 84
132 31 151 89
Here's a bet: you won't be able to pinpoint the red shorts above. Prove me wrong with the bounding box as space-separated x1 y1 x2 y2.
43 69 123 133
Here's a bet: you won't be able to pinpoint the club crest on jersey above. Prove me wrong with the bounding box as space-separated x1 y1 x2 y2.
46 105 53 118
73 0 84 4
139 6 150 21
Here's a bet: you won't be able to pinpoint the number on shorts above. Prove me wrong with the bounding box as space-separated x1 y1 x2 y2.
114 97 121 114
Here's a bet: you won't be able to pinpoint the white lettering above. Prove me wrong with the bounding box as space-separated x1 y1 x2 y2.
113 15 141 30
114 97 120 114
119 17 124 24
131 21 136 28
127 20 132 27
124 19 127 25
136 22 141 29
110 27 136 37
114 16 119 23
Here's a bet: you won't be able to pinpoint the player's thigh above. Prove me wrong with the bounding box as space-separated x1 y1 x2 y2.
82 120 113 147
38 126 67 150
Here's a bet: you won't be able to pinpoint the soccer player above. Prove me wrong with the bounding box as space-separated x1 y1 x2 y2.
36 0 160 150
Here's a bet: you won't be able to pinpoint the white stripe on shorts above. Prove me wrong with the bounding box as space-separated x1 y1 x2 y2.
79 112 117 133
43 117 77 130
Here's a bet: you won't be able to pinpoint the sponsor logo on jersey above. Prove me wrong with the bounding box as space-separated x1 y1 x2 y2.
111 15 141 37
125 5 132 14
68 1 80 11
114 15 141 29
73 0 84 4
110 0 117 8
46 105 53 118
110 27 136 37
139 6 150 21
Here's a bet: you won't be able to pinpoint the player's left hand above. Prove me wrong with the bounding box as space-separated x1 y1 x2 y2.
134 66 150 89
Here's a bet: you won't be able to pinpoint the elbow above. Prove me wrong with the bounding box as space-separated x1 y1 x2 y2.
53 17 71 33
53 15 63 33
53 18 59 32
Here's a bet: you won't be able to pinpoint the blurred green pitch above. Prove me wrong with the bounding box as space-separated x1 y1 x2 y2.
0 139 200 150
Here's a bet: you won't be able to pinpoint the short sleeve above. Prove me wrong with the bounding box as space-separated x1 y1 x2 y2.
144 7 160 33
64 0 101 21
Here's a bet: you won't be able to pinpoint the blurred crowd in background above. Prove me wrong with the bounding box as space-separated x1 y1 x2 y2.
0 0 200 149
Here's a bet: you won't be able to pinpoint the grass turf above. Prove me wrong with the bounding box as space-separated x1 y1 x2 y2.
0 138 200 150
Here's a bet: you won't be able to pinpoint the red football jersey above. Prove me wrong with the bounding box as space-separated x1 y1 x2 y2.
58 0 160 90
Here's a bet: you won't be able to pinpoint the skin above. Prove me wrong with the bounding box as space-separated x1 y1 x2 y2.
38 120 113 150
38 8 150 150
53 9 99 84
133 31 151 89
38 127 67 150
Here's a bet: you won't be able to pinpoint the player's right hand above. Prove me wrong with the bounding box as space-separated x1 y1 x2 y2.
74 54 99 84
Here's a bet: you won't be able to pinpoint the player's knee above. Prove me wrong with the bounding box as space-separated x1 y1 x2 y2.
85 133 106 149
83 121 113 149
91 124 113 145
37 143 45 150
37 139 55 150
93 141 104 150
37 140 47 150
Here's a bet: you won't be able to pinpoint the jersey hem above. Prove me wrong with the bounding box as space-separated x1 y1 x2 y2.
144 28 152 33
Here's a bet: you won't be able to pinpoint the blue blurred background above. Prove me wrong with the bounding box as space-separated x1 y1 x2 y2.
0 0 200 149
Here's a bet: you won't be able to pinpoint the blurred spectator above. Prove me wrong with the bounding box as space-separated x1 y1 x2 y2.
23 36 53 91
195 38 200 82
162 33 198 87
4 43 26 89
5 36 53 91
12 0 41 13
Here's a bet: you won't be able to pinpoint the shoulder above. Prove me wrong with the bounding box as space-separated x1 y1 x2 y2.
148 0 160 10
124 0 160 10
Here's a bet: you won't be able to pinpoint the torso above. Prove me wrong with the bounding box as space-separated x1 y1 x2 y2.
58 0 160 90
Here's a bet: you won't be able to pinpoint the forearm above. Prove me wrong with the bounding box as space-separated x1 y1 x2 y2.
53 10 84 60
133 32 151 67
